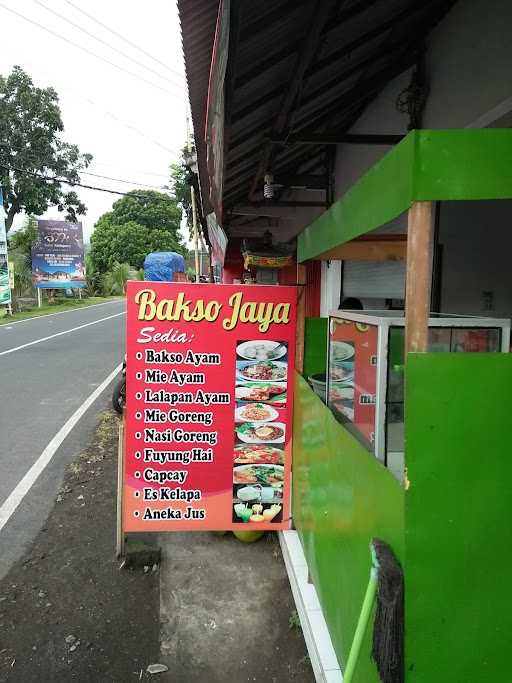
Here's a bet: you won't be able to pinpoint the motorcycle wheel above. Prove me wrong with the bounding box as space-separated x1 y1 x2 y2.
112 378 126 414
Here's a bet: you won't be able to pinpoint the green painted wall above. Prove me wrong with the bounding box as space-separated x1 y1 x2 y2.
405 353 512 682
293 375 405 681
415 129 512 201
298 129 512 262
303 317 328 378
298 133 414 262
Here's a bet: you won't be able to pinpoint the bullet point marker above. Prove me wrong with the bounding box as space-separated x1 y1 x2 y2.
136 352 142 360
135 471 141 479
135 432 141 439
135 451 141 459
134 511 140 517
135 412 142 420
136 373 142 380
136 392 142 400
134 491 140 498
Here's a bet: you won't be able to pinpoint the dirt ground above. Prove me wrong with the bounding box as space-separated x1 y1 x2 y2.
0 410 160 683
0 409 314 683
159 531 314 683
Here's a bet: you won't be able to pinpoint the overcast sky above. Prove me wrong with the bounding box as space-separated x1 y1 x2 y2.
0 0 189 242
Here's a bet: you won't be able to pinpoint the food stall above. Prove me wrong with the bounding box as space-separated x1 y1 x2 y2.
326 312 510 480
291 130 512 682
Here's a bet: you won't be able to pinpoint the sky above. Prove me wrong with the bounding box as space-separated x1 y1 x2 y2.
0 0 189 242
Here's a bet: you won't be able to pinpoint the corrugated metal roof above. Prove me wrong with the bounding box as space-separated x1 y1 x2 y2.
177 0 219 215
178 0 456 236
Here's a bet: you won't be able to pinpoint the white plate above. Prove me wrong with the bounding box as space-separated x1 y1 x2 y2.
237 360 288 382
236 340 287 361
329 386 355 401
233 464 284 487
331 341 355 361
235 382 287 403
236 421 286 444
235 404 279 423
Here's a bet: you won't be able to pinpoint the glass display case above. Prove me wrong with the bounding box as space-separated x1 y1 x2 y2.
327 312 510 480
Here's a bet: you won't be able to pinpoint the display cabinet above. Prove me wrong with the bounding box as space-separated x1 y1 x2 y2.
327 312 510 479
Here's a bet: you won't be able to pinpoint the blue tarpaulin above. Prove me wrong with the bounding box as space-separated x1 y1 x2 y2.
143 252 185 282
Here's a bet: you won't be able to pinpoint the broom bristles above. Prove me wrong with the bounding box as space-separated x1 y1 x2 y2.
371 538 404 683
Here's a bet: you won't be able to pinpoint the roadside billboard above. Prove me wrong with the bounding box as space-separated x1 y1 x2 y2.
0 190 11 306
32 220 86 289
123 282 297 532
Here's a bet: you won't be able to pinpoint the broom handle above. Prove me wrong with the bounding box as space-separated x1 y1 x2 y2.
343 567 378 683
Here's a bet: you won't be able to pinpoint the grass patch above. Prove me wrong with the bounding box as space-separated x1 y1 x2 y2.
288 609 302 631
0 296 124 325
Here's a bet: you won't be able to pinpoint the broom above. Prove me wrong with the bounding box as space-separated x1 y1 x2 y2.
343 538 404 683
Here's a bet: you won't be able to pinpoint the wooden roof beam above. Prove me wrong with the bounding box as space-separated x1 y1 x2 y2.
271 133 404 146
248 0 338 202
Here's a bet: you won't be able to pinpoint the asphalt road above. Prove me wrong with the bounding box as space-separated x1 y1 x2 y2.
0 299 126 579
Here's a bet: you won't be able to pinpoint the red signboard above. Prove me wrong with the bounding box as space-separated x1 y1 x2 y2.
329 318 378 447
123 282 297 531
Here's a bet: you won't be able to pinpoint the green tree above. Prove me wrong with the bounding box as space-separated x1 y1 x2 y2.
8 216 38 256
0 66 92 231
84 252 102 297
10 251 33 298
170 152 193 237
104 189 182 233
170 146 208 253
6 217 38 301
90 190 184 273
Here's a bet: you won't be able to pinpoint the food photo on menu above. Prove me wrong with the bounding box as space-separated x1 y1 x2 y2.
232 340 288 524
328 340 356 421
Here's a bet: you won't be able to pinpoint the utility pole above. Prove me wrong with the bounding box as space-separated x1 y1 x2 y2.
190 183 200 283
186 115 200 283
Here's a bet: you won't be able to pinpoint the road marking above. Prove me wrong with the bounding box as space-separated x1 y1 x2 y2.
0 299 124 327
0 363 123 533
0 312 125 357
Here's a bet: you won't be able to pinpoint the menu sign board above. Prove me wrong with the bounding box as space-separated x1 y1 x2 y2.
124 282 297 531
328 318 378 448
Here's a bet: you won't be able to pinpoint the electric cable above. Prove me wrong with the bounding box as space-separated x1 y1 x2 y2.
0 164 164 198
33 0 184 91
0 3 182 98
63 0 185 82
80 169 168 190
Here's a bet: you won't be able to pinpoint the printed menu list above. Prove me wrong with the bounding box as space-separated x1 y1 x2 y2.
123 282 297 532
135 350 226 521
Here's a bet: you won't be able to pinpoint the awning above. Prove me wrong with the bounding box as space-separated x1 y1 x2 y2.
298 129 512 262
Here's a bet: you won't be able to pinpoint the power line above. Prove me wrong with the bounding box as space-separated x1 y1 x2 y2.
34 79 183 156
33 0 184 91
91 161 170 179
63 0 185 83
0 3 183 99
1 164 158 198
80 169 169 190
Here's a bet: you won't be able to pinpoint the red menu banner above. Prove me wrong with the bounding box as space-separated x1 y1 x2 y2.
123 282 297 531
329 318 378 446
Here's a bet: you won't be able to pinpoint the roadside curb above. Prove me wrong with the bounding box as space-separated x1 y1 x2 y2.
279 530 343 683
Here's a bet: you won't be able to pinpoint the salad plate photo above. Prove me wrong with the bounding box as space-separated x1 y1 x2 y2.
233 464 284 487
